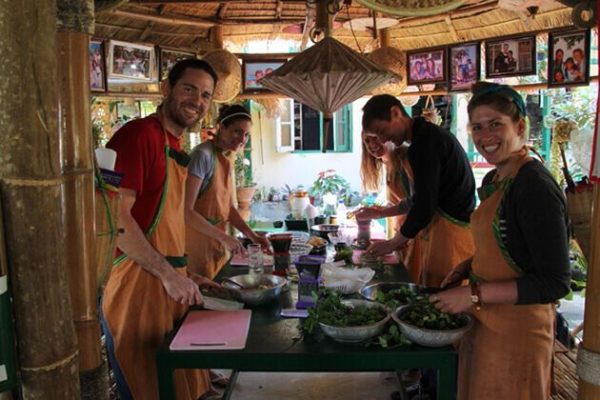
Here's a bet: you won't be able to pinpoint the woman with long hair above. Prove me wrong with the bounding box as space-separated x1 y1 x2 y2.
359 133 422 283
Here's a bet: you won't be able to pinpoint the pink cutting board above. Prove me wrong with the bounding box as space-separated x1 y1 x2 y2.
230 253 274 267
169 310 252 351
352 249 399 265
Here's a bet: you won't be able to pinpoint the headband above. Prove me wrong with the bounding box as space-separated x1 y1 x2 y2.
472 83 527 117
219 112 251 124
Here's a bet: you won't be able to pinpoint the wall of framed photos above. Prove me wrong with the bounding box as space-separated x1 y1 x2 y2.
406 28 593 93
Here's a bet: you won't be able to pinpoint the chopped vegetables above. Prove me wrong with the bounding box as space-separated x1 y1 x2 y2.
400 297 467 330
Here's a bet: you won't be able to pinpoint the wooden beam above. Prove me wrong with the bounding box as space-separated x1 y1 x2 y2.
109 9 216 28
139 21 156 41
276 0 283 19
134 0 304 4
108 9 304 26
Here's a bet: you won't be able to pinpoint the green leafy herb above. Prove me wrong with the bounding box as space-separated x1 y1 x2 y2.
400 296 467 330
374 287 417 310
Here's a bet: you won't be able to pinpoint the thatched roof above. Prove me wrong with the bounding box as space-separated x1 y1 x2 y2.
94 0 574 53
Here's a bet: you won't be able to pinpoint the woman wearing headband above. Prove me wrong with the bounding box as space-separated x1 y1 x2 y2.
359 134 422 283
431 82 570 399
185 104 270 279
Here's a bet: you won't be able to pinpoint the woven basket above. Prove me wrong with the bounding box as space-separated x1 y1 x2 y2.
95 185 120 288
566 184 593 260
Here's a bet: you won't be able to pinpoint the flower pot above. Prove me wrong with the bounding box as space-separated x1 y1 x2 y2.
236 186 256 221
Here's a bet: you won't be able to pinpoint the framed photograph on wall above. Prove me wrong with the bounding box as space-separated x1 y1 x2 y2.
89 40 106 92
159 48 196 81
242 59 286 92
548 29 590 87
407 47 447 85
108 40 154 81
448 42 480 92
485 35 536 78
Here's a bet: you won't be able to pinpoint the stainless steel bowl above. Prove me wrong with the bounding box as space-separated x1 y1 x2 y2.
360 282 422 302
318 299 390 343
221 274 287 306
392 305 474 347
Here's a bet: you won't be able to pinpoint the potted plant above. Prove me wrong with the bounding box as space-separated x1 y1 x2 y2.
309 169 350 214
234 152 256 220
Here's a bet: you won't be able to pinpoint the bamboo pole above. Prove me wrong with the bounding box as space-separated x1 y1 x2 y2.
57 1 110 398
0 1 80 398
578 183 600 399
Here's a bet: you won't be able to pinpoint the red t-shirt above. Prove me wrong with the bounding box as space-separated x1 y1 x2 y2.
107 115 183 232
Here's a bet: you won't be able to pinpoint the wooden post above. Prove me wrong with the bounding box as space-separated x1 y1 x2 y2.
578 183 600 398
211 25 224 50
0 1 80 398
57 0 110 397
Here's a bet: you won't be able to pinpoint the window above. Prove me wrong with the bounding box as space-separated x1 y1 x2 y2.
276 100 352 152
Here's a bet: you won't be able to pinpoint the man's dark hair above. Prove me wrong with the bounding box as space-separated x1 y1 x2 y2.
362 94 408 130
167 59 218 87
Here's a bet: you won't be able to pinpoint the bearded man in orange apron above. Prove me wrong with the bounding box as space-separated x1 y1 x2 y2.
431 82 571 399
102 59 222 400
358 134 422 283
185 104 270 281
361 95 476 288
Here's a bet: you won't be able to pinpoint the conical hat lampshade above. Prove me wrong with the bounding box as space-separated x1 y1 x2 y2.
260 37 396 152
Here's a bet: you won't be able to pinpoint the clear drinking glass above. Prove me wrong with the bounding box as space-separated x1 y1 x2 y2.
247 244 264 277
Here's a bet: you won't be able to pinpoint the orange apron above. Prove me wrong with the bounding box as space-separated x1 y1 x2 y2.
419 209 474 288
457 157 555 400
102 136 210 400
387 157 423 283
186 145 234 280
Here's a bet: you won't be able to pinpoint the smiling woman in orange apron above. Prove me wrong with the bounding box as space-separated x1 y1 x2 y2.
359 95 476 288
102 60 221 400
432 82 571 399
359 134 422 283
185 104 270 280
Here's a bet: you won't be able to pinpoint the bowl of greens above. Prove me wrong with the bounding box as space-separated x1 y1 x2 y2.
317 299 390 343
392 299 473 347
360 282 421 309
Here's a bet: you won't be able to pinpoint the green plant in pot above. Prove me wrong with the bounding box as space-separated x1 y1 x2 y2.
234 152 256 220
310 169 350 214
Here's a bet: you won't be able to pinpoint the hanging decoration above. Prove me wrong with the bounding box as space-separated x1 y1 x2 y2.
202 49 242 103
367 46 407 96
355 0 465 17
260 0 395 152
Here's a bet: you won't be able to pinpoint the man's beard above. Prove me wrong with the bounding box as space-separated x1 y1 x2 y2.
165 96 201 129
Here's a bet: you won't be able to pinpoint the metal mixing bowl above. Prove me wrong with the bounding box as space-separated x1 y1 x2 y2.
318 299 390 344
392 305 474 347
221 274 287 306
360 282 422 303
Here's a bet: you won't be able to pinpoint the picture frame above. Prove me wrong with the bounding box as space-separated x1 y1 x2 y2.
448 42 480 92
406 47 447 85
548 29 590 87
242 58 286 92
159 48 196 81
89 39 107 92
485 35 536 78
108 40 154 81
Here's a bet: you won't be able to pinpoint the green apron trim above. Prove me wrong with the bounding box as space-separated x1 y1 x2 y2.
113 143 176 267
206 217 221 225
165 255 188 268
469 271 484 283
169 147 190 167
438 208 469 227
491 179 524 276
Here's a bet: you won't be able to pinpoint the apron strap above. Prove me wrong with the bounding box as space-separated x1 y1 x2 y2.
113 135 173 267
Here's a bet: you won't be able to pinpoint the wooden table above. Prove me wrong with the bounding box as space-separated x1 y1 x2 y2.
156 264 458 400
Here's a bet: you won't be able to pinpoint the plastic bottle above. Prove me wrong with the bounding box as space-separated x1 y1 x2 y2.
336 200 347 226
